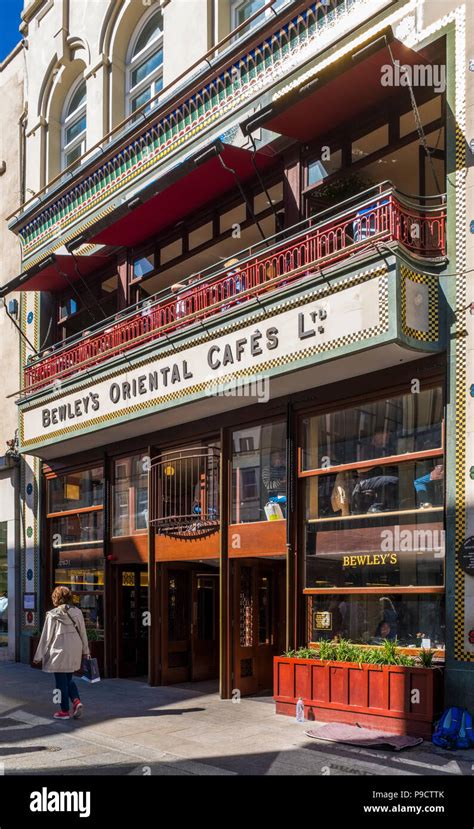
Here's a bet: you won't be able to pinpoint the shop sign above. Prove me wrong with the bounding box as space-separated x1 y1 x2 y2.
21 278 383 447
314 611 332 631
343 553 398 567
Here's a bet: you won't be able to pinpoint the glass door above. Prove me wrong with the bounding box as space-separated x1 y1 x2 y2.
191 573 219 681
117 566 148 677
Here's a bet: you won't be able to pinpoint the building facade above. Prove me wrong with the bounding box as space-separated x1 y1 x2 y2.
3 0 474 707
0 41 24 662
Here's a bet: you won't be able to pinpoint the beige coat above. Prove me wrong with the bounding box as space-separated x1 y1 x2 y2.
34 605 90 673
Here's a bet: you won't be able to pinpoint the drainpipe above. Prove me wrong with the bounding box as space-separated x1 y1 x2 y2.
18 103 28 207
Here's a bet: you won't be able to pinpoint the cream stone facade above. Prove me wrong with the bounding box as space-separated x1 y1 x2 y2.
2 0 474 711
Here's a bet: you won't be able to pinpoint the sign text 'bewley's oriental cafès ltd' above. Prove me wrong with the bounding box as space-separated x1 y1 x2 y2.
22 278 383 445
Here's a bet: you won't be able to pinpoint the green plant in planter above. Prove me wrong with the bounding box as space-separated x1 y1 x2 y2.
418 648 436 667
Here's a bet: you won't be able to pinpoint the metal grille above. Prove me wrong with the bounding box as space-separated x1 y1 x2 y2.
149 446 219 538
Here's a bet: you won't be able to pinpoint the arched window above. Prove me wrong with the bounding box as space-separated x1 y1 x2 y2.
126 9 164 117
62 78 87 170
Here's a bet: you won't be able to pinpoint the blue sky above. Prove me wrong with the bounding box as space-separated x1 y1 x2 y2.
0 0 24 62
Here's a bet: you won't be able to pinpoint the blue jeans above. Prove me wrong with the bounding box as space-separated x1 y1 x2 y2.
54 672 80 713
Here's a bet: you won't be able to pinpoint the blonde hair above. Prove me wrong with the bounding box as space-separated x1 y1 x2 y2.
52 586 72 607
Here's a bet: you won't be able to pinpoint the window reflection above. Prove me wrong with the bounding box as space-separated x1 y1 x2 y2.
232 422 287 523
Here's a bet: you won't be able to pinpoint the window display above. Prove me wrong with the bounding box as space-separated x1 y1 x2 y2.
308 593 445 649
302 387 444 650
232 421 286 523
112 454 149 536
48 468 105 638
301 387 442 471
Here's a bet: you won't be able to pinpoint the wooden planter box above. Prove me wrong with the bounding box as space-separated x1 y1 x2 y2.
274 656 444 738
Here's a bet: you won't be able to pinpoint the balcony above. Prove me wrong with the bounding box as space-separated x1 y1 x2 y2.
11 0 392 269
149 446 220 539
23 183 446 396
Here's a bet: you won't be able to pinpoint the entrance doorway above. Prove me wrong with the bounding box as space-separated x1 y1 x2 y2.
113 564 149 677
233 558 286 695
161 563 219 684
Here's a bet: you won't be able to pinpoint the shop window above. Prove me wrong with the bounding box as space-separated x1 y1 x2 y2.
48 467 104 513
48 468 105 638
0 523 7 648
112 454 149 537
351 124 389 162
301 387 444 651
307 148 342 187
308 593 445 650
301 387 443 471
232 421 286 523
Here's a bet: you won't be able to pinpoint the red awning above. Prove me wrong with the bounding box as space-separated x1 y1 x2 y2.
252 33 433 143
21 252 113 292
90 143 277 248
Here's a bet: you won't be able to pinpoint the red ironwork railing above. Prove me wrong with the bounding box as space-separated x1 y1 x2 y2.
149 446 220 538
23 184 446 395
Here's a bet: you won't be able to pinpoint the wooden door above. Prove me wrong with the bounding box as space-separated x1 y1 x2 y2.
233 560 284 695
162 567 191 684
191 573 219 681
117 566 148 677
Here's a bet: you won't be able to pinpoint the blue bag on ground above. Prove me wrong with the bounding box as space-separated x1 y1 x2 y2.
81 656 101 683
432 706 473 749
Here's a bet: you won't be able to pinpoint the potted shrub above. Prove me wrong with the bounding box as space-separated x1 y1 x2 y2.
274 639 444 738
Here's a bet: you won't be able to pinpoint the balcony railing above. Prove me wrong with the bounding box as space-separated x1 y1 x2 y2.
23 183 446 396
149 447 220 539
15 0 378 261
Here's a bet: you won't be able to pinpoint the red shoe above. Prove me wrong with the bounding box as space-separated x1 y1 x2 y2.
53 711 70 720
72 699 83 719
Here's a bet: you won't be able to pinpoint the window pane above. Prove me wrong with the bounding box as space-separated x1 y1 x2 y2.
133 10 163 57
235 0 265 28
133 252 155 279
48 468 104 513
131 87 152 114
65 115 86 146
308 593 445 649
305 511 445 590
67 80 86 117
307 458 444 520
307 149 342 186
131 48 163 89
112 454 148 537
302 387 443 471
65 144 83 169
232 422 286 523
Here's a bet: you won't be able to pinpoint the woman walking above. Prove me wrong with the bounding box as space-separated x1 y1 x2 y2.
34 586 90 720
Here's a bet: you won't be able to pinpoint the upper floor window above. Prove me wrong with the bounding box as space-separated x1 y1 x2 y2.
231 0 266 33
231 0 287 36
62 78 87 170
127 9 164 117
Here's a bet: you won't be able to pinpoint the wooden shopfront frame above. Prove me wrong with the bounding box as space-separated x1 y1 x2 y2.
295 375 446 658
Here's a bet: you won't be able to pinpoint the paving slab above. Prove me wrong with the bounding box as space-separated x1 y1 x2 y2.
1 662 473 776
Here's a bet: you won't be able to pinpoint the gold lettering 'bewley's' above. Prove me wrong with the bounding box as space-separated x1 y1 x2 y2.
342 554 398 567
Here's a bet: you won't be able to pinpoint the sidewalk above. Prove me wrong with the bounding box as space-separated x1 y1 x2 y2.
0 663 472 776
